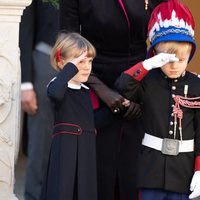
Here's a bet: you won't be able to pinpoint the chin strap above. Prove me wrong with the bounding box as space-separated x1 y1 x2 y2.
173 95 200 141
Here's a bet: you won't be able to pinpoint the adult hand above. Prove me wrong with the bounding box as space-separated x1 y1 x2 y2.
142 53 179 71
189 171 200 199
87 73 126 113
100 88 126 114
21 89 38 115
123 101 141 120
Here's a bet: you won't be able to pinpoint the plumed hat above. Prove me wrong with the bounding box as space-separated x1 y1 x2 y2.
147 0 196 61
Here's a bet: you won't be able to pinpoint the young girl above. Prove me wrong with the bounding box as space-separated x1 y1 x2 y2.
40 32 97 200
116 0 200 199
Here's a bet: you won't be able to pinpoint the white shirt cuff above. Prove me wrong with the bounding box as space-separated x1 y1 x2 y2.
21 82 34 91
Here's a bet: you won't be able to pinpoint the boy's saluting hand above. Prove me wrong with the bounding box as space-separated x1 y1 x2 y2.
142 53 179 71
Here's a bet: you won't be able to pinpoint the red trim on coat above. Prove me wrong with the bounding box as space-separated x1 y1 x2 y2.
124 62 148 81
195 155 200 171
54 122 82 129
118 0 130 27
53 122 82 137
54 122 79 126
53 131 82 137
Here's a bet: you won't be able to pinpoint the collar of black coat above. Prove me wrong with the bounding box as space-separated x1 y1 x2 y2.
67 82 89 90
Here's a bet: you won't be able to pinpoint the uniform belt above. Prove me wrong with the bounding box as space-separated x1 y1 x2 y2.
35 42 52 55
142 133 194 153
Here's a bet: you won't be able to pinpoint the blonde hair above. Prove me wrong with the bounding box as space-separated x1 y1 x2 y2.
155 41 192 55
51 32 96 71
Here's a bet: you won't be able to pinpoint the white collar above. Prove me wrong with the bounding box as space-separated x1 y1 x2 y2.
67 82 89 90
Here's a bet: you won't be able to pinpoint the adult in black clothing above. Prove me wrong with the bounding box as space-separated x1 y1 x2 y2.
59 0 168 199
19 0 58 199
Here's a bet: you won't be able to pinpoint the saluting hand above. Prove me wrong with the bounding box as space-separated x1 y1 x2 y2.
70 51 88 70
142 53 179 71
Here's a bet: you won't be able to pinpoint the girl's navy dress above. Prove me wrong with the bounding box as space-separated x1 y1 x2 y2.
40 63 97 200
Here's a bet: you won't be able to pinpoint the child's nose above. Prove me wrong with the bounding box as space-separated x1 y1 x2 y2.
170 62 177 69
83 64 89 69
84 62 91 69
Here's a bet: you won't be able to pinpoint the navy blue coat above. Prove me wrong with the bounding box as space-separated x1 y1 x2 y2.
41 63 97 200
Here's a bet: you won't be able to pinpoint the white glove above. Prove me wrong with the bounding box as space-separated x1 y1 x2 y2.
189 171 200 199
142 53 179 71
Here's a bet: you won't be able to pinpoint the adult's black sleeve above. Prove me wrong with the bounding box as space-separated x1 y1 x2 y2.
19 0 36 83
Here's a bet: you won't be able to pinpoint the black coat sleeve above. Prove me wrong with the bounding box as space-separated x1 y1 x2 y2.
115 72 144 103
19 0 36 83
47 63 78 102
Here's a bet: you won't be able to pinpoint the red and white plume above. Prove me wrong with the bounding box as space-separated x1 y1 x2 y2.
148 0 195 42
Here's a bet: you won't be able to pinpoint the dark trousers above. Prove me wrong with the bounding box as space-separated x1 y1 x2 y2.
96 115 143 200
140 189 189 200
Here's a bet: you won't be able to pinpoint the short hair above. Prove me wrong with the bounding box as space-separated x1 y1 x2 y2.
51 32 96 71
154 41 192 55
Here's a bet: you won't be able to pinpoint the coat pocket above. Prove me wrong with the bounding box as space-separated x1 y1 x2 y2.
53 123 82 136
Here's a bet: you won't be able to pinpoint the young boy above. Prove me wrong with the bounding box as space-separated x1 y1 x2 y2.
115 0 200 199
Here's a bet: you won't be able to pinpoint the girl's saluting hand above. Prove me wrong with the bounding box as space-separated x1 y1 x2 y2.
70 51 88 69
